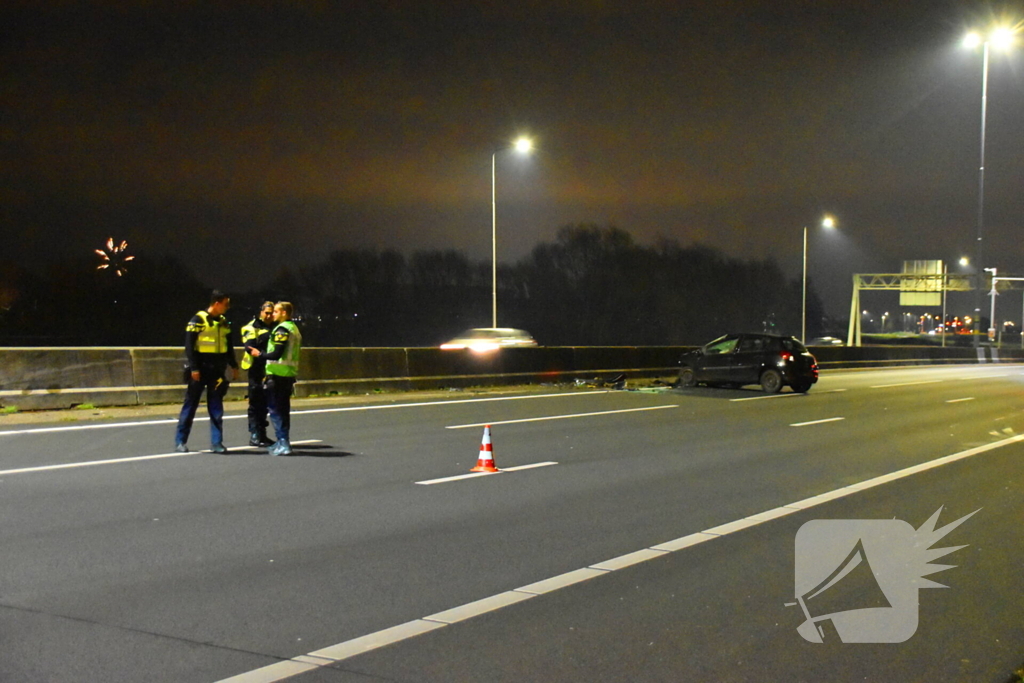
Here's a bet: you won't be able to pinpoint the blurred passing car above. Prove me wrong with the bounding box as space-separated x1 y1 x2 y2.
440 327 538 353
807 336 844 346
678 333 818 393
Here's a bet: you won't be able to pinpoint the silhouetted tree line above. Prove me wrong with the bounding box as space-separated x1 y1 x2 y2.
0 224 832 347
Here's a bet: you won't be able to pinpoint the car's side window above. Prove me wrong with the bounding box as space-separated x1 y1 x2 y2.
737 337 765 353
706 337 739 355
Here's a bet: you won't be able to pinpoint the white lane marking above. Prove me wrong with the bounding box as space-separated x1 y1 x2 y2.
445 405 678 429
216 432 1024 683
870 379 944 389
0 391 609 437
650 532 717 552
502 462 559 473
415 472 493 485
729 393 802 402
0 441 323 477
216 659 321 682
297 390 609 417
590 548 668 571
305 621 445 662
515 568 608 595
415 462 558 485
958 374 1008 380
790 417 845 427
423 592 535 624
0 418 182 436
946 397 976 403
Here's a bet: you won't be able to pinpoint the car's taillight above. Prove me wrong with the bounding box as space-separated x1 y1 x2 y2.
780 352 793 362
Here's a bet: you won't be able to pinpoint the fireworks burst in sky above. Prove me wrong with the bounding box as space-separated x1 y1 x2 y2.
95 237 135 277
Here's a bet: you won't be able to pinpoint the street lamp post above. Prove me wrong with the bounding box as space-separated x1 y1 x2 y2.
801 215 836 343
963 27 1014 346
491 136 533 328
985 267 998 342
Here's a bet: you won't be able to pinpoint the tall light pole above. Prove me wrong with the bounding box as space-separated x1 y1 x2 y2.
492 136 533 328
963 27 1014 346
985 267 998 342
802 215 836 343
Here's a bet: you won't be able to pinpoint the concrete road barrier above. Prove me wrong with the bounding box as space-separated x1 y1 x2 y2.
1 345 1021 410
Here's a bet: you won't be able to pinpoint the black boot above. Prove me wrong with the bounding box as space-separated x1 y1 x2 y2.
257 430 275 447
249 432 261 447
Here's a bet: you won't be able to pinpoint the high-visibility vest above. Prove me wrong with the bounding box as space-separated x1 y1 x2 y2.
240 318 269 370
266 321 302 377
191 310 230 355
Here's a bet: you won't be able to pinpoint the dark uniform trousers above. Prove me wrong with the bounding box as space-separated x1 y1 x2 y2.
176 359 230 446
266 375 295 442
247 367 269 436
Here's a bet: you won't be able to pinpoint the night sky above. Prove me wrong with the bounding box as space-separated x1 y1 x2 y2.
3 1 1024 318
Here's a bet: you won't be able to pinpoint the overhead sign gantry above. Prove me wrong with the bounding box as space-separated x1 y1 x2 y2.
846 263 973 346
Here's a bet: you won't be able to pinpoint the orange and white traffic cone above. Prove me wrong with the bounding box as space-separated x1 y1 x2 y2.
470 425 499 473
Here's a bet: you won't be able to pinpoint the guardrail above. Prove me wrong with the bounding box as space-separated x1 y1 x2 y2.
1 345 1020 411
0 346 684 410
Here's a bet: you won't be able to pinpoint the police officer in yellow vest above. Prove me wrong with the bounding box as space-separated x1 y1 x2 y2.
253 301 302 456
241 301 275 447
175 290 238 453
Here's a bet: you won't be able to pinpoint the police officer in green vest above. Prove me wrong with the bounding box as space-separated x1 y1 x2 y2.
259 301 302 456
175 290 238 453
241 301 275 447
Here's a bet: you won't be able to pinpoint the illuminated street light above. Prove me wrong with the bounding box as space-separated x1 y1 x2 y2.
514 137 533 154
963 26 1015 346
991 27 1016 49
491 136 533 328
801 215 837 343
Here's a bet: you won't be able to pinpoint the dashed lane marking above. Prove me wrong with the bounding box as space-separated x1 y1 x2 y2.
870 379 944 389
415 461 559 485
790 417 845 427
946 397 976 403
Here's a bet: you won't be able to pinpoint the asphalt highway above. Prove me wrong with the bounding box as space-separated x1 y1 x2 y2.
1 365 1022 682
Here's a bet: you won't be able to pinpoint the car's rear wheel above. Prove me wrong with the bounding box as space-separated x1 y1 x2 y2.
792 381 812 393
760 369 783 394
678 367 696 388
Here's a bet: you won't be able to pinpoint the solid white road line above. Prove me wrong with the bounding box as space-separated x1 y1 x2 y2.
790 417 845 427
0 418 182 436
0 391 610 437
870 379 944 389
215 432 1024 683
729 393 802 402
415 462 558 485
0 441 323 477
445 405 678 429
946 397 976 403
